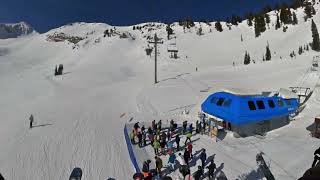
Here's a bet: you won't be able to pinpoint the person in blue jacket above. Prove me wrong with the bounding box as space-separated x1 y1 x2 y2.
167 153 176 172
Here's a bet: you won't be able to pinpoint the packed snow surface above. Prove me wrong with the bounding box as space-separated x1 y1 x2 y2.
1 3 320 179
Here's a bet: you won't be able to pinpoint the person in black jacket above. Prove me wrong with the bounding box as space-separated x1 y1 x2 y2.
142 160 151 173
137 132 143 148
199 149 207 169
193 166 203 180
312 147 320 167
183 148 190 167
206 159 216 179
175 134 180 151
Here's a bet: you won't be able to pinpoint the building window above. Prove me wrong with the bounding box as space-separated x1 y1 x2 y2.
277 99 284 107
216 98 225 106
256 100 265 109
210 97 217 104
248 101 256 110
285 99 292 107
268 100 275 108
223 99 232 107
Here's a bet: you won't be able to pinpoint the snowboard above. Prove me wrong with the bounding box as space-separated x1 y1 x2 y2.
69 167 82 180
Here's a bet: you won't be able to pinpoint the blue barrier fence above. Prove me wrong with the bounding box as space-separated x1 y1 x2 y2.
123 124 141 173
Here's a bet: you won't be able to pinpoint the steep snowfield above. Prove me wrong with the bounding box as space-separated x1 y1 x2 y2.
0 3 320 179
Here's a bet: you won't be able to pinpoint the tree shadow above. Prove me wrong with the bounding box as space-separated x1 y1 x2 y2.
32 123 53 128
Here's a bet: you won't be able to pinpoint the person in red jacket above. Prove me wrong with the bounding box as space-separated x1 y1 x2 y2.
187 143 193 158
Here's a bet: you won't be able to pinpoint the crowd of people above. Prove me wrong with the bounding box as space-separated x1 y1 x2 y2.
130 118 220 180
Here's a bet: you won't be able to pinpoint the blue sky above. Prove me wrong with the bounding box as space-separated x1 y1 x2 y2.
0 0 293 32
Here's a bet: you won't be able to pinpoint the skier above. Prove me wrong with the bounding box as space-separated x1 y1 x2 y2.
188 123 193 133
152 120 156 131
195 120 200 134
54 65 58 76
167 128 171 142
134 122 140 135
199 149 207 168
185 131 192 145
153 140 160 155
167 153 176 172
193 166 203 180
187 143 193 159
176 153 186 166
137 132 143 147
160 140 166 155
141 125 145 133
29 114 34 129
130 130 135 144
161 131 167 143
312 147 320 167
167 140 173 153
148 132 154 146
179 165 190 180
183 148 190 167
142 131 147 147
206 159 216 179
155 156 163 177
182 121 188 134
158 120 162 130
142 160 151 177
175 134 181 151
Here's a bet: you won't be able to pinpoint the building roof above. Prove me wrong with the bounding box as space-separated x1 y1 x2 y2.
201 91 298 125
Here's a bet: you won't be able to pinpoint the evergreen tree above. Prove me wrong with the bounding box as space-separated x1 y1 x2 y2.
263 55 265 61
311 19 320 51
306 44 309 51
254 14 266 37
275 14 281 30
298 46 303 55
280 6 292 24
292 12 298 25
304 3 313 20
241 34 243 42
215 21 223 32
291 0 303 9
246 13 254 27
166 24 174 40
265 13 271 25
244 51 251 65
265 44 271 61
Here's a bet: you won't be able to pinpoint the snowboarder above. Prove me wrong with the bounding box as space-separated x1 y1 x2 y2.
142 160 151 177
177 153 186 166
312 147 320 167
167 153 176 172
183 148 190 167
137 132 143 147
175 134 180 151
54 65 58 76
130 130 135 144
200 149 207 168
29 114 34 129
193 166 203 180
185 131 192 145
155 156 163 177
187 143 193 159
153 140 160 155
206 159 216 179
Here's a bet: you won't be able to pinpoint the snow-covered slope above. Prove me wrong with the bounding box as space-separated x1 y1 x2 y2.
0 22 36 39
0 2 320 180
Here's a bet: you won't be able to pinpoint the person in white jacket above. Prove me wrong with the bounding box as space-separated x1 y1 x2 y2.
176 153 186 166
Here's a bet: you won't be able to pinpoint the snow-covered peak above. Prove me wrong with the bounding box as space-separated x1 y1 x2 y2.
0 22 36 39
